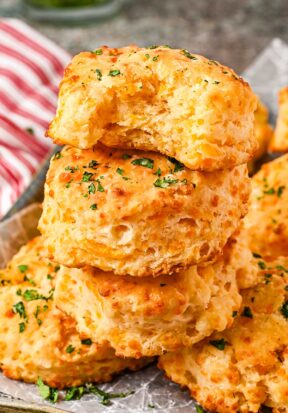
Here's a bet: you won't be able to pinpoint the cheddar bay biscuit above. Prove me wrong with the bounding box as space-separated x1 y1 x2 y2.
47 46 257 171
159 256 288 413
39 145 250 276
244 154 288 258
0 238 149 388
53 238 255 359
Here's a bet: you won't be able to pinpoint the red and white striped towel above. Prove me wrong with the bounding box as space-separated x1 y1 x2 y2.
0 18 70 218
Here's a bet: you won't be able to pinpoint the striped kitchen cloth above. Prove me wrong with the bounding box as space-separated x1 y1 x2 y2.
0 18 70 218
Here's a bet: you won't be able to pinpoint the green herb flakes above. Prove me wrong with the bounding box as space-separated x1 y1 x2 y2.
37 378 58 403
90 203 97 210
66 344 75 354
96 179 105 192
232 310 238 317
88 160 99 169
88 182 96 194
81 338 92 345
280 300 288 319
95 69 102 80
167 157 184 172
82 171 94 182
196 405 204 413
53 151 62 160
65 386 85 401
131 158 154 169
154 176 178 188
122 154 132 160
116 167 124 176
19 322 26 333
91 48 103 55
152 55 159 61
241 306 253 318
18 265 28 273
209 338 227 350
181 49 198 60
109 69 121 77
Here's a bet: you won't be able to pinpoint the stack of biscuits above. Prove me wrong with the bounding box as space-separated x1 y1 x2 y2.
1 46 263 407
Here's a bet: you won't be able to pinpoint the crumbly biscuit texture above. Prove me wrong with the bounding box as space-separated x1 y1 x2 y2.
53 237 254 358
159 256 288 413
39 145 250 276
0 238 149 388
47 45 257 171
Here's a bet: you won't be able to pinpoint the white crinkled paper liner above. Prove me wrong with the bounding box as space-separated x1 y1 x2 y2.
0 38 288 412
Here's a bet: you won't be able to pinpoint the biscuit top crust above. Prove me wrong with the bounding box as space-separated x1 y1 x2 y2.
47 45 257 170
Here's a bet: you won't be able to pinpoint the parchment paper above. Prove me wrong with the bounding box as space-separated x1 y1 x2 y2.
0 38 288 413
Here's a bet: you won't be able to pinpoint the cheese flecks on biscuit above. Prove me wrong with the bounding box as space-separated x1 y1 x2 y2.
244 154 288 258
39 145 250 277
54 237 256 358
47 46 257 171
0 237 150 388
159 256 288 413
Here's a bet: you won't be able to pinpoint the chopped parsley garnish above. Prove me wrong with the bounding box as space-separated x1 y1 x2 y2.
86 384 131 406
263 187 275 195
65 183 71 188
167 157 184 172
196 406 204 413
277 185 285 197
65 386 85 401
232 310 238 317
209 338 227 350
18 265 28 273
88 160 99 169
95 69 102 80
19 322 26 333
116 167 124 175
88 183 96 194
275 265 288 273
16 288 22 296
96 179 104 192
122 154 132 160
152 55 159 62
181 49 197 60
81 338 92 345
91 48 103 55
131 157 154 169
21 288 54 302
213 80 220 85
65 166 78 173
252 252 262 258
154 176 179 188
66 345 75 354
285 285 288 291
13 301 26 319
241 306 253 318
154 168 162 177
109 69 121 77
280 300 288 319
82 171 94 182
148 404 155 408
53 151 62 160
90 203 97 210
264 273 272 284
54 265 60 272
147 45 158 49
144 53 150 59
257 261 266 270
37 378 58 403
24 275 36 286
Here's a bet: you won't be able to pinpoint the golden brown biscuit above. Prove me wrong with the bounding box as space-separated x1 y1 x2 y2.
0 238 149 388
269 87 288 152
159 256 288 413
39 145 250 277
244 154 288 258
47 45 257 171
248 97 273 173
53 237 256 359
